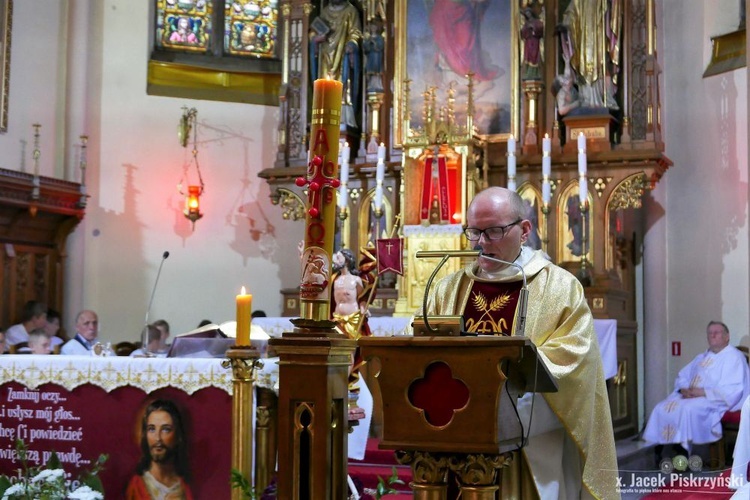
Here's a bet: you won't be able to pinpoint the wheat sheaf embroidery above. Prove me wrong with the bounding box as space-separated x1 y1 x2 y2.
467 291 512 333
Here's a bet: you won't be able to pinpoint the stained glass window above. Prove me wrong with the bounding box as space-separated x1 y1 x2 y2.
155 0 279 59
224 1 279 58
156 0 213 53
151 0 281 105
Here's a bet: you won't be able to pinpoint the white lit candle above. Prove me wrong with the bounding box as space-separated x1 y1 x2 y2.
377 142 386 161
375 156 385 210
542 133 551 177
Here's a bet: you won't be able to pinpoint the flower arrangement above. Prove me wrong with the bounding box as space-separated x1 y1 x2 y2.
0 440 107 500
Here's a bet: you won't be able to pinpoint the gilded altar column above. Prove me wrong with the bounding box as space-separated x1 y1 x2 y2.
522 80 543 155
222 349 262 500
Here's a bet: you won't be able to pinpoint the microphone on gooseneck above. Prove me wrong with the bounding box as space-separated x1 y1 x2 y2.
474 247 529 337
144 251 170 332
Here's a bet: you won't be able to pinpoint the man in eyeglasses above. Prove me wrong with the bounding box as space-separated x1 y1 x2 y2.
416 186 618 499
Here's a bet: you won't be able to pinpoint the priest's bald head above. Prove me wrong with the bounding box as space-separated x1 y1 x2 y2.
465 187 533 275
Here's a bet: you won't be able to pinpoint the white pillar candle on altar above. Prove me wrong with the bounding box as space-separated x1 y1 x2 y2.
507 135 516 191
577 132 587 176
339 142 350 209
377 142 386 161
542 134 551 177
374 180 383 211
579 175 588 204
340 142 350 183
375 153 385 211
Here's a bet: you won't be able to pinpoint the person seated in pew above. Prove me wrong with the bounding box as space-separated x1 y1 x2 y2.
153 319 171 354
414 187 618 498
45 308 66 350
5 300 47 349
131 325 167 358
27 329 52 355
643 321 750 464
61 310 99 355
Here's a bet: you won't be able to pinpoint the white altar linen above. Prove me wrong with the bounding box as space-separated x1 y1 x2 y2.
0 354 233 394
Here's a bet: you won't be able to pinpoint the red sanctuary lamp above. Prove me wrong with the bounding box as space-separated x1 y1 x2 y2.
177 106 205 231
184 184 203 226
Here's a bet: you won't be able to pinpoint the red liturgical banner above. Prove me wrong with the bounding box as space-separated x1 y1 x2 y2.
376 238 404 275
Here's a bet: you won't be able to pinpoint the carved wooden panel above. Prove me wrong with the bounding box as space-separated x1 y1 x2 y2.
0 168 84 329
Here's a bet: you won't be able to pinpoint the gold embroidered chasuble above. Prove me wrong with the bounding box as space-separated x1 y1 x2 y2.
418 249 620 499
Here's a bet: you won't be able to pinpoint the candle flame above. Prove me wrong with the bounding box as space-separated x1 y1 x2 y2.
240 286 246 294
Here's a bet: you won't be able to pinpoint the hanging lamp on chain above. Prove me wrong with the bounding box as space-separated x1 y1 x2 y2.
177 107 205 230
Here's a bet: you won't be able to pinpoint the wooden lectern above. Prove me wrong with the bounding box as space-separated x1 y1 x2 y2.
359 336 557 500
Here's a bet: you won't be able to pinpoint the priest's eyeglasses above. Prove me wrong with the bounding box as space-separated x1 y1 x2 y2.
463 220 522 241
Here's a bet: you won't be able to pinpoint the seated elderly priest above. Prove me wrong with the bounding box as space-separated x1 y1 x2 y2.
644 321 750 461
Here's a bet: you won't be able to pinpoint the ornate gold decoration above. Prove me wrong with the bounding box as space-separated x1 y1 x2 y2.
593 176 613 197
609 173 648 210
614 360 627 385
447 453 513 486
396 450 449 484
270 187 306 220
222 352 264 382
224 348 261 500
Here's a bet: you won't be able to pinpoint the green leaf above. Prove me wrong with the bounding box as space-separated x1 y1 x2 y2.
46 451 61 470
230 468 255 499
0 475 12 496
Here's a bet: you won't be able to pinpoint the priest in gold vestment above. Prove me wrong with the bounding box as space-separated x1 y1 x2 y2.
416 187 619 499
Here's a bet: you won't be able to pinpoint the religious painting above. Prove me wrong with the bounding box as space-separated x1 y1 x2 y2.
518 183 542 251
0 0 11 134
556 181 593 264
394 0 518 145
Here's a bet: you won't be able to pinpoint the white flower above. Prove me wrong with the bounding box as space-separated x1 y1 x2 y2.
31 468 65 484
1 483 26 499
68 485 104 500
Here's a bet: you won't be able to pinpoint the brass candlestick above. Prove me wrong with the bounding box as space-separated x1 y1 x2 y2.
541 202 550 255
222 347 263 500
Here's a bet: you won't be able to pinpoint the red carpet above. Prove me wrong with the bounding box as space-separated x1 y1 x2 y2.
348 438 413 496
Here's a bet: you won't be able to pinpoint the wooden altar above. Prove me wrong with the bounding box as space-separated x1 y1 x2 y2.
260 0 670 439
